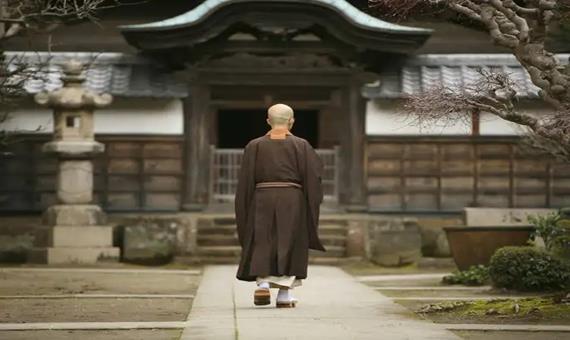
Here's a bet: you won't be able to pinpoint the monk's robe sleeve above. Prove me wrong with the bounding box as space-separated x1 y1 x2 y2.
304 141 326 251
235 142 256 248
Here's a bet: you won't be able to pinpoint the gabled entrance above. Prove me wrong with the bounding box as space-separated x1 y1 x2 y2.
120 0 431 211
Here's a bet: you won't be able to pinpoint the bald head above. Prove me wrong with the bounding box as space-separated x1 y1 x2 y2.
267 103 294 127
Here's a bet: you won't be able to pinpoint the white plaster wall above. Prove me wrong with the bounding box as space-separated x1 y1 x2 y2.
478 104 555 135
366 99 555 136
479 113 526 135
365 99 471 135
1 98 184 135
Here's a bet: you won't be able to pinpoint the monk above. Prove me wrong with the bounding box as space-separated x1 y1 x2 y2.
235 103 325 308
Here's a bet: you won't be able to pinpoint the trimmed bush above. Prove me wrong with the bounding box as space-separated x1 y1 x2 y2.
442 265 490 286
489 246 570 291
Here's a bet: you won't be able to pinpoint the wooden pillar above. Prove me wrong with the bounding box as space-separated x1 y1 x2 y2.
182 84 211 211
337 74 368 211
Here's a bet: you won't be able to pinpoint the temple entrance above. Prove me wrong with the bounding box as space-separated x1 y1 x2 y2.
216 109 319 148
211 107 337 204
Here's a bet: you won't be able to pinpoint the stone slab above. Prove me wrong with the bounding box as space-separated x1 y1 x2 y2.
369 219 422 266
43 205 106 226
181 266 236 340
181 265 460 340
464 208 556 226
28 246 119 264
122 220 178 264
34 226 114 247
356 273 449 282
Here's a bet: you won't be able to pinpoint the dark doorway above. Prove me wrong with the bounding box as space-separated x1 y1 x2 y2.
217 109 319 148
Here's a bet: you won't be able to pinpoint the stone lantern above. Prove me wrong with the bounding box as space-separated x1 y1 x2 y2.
29 60 120 264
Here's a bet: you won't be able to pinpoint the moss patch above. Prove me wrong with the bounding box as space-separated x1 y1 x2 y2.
416 296 570 325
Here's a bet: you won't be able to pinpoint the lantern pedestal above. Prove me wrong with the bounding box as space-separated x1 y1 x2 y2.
29 205 119 264
28 60 119 264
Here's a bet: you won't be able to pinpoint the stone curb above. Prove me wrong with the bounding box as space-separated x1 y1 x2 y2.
0 322 187 331
0 268 200 275
0 294 194 299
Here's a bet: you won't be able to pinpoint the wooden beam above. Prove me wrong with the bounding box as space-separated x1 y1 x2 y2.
338 75 367 211
182 84 212 211
471 110 480 136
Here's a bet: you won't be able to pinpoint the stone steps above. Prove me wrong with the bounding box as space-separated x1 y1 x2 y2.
197 235 240 246
196 245 346 258
197 224 347 236
176 256 349 266
197 234 347 247
194 217 348 264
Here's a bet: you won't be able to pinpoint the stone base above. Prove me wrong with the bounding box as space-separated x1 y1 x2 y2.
34 226 114 247
29 246 119 264
43 205 106 226
369 218 422 266
121 220 178 264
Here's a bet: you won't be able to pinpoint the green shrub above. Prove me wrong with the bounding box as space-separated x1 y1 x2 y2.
489 246 570 291
442 265 490 286
528 212 570 256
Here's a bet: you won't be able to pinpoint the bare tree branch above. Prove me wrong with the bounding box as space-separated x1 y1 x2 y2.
0 0 126 151
370 0 570 160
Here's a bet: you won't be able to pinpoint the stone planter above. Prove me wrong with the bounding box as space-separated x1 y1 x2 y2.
444 225 534 271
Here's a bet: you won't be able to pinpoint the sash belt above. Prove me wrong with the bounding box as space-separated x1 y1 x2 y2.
255 181 302 189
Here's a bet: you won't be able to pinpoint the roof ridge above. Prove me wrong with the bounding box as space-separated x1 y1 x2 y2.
120 0 431 34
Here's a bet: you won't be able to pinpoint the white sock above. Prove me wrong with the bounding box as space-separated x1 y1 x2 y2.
258 281 270 289
277 288 291 301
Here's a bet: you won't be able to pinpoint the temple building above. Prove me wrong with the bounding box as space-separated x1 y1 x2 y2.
2 0 569 216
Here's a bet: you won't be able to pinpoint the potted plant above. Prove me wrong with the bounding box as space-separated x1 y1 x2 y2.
444 224 535 271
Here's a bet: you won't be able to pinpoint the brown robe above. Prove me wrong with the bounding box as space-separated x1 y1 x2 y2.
235 130 325 282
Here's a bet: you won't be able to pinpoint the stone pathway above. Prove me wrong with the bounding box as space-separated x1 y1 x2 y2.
180 265 461 340
2 266 569 339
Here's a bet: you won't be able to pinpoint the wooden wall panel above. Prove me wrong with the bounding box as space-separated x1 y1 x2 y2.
367 137 570 212
0 135 184 212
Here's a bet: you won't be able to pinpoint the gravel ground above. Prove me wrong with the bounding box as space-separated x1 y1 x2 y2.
0 329 181 340
0 270 200 295
0 266 202 338
0 297 191 323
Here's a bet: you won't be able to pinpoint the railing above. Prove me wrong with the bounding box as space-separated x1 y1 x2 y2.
210 146 340 203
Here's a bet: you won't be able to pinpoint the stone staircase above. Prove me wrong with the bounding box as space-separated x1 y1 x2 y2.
188 217 348 264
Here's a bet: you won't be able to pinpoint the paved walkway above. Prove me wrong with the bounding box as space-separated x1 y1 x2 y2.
181 265 460 340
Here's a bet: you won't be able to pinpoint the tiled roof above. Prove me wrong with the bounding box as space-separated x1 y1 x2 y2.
8 52 568 100
4 52 188 98
364 54 570 99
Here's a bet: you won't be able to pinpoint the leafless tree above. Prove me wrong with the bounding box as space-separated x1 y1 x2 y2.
0 0 121 40
0 0 123 151
370 0 570 161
